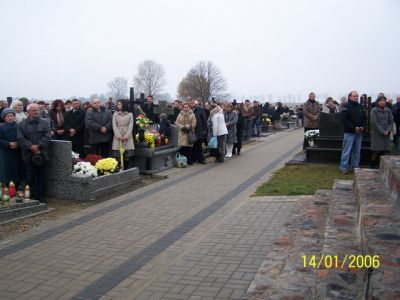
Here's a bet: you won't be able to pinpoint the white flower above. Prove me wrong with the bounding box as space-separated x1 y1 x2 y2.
304 129 320 141
72 151 80 160
73 161 98 177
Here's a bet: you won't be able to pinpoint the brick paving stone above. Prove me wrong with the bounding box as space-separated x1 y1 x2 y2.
0 130 303 299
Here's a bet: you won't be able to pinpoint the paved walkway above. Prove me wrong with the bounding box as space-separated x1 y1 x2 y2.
0 130 303 300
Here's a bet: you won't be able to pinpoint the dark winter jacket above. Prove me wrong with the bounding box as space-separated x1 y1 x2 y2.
272 106 284 121
85 107 113 144
159 119 172 138
0 122 24 184
392 102 400 128
224 110 238 144
64 108 86 145
49 110 66 140
141 103 159 124
371 106 393 151
252 105 262 119
341 100 366 133
192 107 207 138
17 117 51 164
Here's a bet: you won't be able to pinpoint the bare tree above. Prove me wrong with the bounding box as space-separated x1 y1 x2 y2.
108 77 128 100
177 61 227 103
133 60 166 97
89 93 99 101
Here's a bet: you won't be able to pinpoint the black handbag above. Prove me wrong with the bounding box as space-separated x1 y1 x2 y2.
188 130 198 144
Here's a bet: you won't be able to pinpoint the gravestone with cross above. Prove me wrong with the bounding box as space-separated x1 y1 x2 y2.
153 100 174 118
129 88 147 136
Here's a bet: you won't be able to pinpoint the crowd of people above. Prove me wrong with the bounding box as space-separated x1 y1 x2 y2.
302 91 400 172
1 91 399 203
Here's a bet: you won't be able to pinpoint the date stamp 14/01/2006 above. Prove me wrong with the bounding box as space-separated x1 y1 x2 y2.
302 255 380 269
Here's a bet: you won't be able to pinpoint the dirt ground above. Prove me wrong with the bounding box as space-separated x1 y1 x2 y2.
0 176 161 241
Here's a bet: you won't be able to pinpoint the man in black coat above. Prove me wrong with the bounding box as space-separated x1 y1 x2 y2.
141 95 159 124
339 91 366 173
17 103 51 203
392 95 400 153
85 99 113 157
0 100 9 123
189 99 207 164
64 99 86 157
169 100 182 124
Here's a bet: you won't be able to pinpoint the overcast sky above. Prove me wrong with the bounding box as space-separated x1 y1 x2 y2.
1 0 399 102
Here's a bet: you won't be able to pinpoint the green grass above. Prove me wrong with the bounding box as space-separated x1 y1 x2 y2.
254 164 354 196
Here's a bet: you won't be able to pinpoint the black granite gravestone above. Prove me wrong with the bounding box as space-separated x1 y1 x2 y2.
307 112 371 164
153 100 173 117
319 113 343 137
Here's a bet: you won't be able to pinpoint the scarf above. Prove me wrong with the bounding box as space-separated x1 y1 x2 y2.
57 112 64 126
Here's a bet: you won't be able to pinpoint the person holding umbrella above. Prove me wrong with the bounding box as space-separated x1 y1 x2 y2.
112 100 135 169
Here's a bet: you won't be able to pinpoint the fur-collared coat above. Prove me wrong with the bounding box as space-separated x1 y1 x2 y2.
303 100 321 128
175 110 196 147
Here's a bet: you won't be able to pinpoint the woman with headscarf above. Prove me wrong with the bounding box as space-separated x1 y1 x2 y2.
370 95 394 168
0 108 24 188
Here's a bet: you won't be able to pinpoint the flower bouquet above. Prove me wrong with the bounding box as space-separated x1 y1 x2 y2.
145 132 157 148
261 114 272 125
83 154 103 166
304 129 320 141
281 112 290 122
135 114 152 130
72 151 80 160
72 151 82 165
73 161 98 177
95 157 119 175
304 129 319 147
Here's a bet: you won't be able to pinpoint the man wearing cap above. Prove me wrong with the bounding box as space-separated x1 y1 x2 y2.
17 103 51 203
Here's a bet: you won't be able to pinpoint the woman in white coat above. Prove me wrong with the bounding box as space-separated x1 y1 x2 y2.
209 103 228 162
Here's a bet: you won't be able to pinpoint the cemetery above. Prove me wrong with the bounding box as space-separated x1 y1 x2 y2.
129 92 181 174
1 1 398 298
306 112 373 164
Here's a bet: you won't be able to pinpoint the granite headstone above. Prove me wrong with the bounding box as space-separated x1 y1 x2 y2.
319 112 343 137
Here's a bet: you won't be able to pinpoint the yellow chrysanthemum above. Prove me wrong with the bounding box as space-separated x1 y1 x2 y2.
95 158 118 172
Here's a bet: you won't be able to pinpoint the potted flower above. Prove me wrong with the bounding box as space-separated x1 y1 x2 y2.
304 129 320 147
95 157 119 175
73 161 98 177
